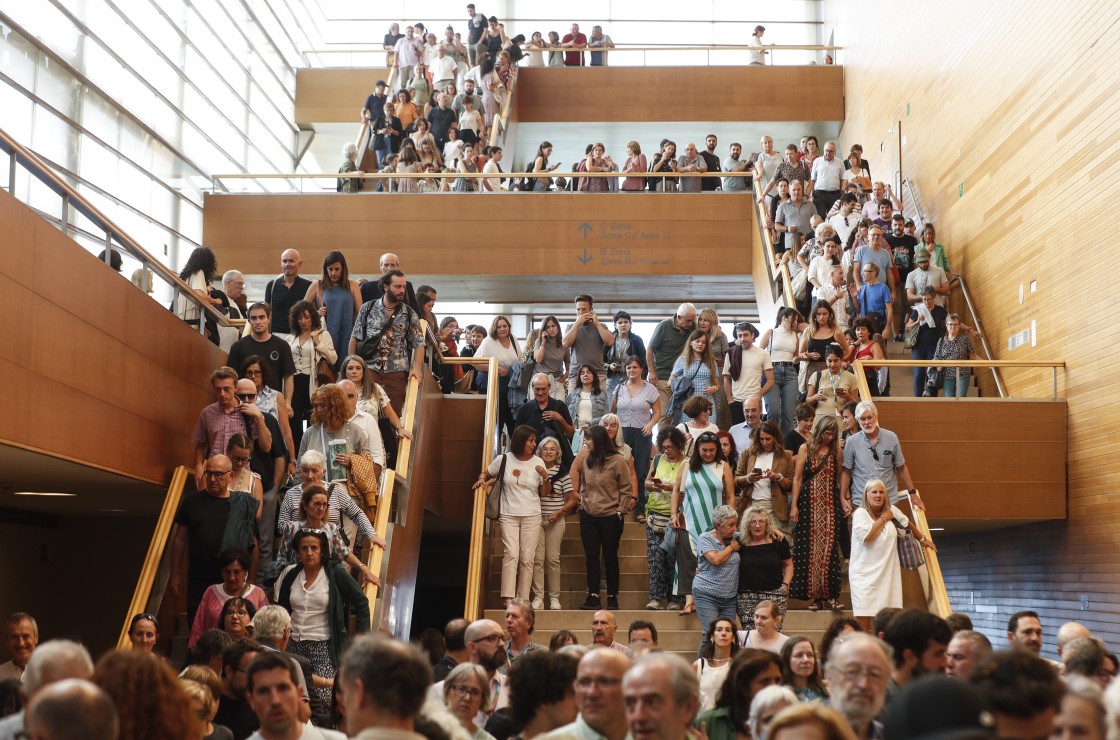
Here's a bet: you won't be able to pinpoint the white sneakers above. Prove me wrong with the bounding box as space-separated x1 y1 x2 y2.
531 598 544 611
549 596 561 611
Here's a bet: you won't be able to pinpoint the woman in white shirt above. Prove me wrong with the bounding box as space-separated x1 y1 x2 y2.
287 300 338 439
473 425 548 605
759 308 802 438
472 314 520 435
274 529 369 706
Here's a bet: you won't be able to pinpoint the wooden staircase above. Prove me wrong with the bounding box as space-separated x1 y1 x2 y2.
482 517 850 657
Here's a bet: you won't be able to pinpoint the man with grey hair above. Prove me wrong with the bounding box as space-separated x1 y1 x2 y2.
945 630 993 680
545 649 632 740
825 632 893 740
222 270 248 319
514 372 575 454
647 303 698 413
249 606 318 724
23 678 117 740
0 639 94 740
841 400 920 512
622 653 699 740
337 636 431 740
0 613 37 682
1062 637 1110 688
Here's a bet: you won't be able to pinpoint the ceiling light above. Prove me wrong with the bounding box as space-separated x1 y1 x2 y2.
12 492 77 497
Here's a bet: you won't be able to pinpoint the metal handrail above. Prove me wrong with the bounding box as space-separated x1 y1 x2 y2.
117 466 190 650
0 126 232 334
900 177 1005 397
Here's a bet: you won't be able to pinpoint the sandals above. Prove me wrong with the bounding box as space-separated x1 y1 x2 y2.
678 603 696 616
807 601 820 612
827 599 844 611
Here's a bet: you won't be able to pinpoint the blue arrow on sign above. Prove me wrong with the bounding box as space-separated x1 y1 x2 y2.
577 222 593 238
577 248 593 265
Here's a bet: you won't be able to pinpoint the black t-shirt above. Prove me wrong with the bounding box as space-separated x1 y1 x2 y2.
264 276 312 334
384 32 403 49
363 92 387 118
174 493 232 585
227 335 295 394
699 150 722 191
251 412 288 492
885 233 918 275
738 538 792 592
428 106 456 140
784 430 809 456
214 695 259 740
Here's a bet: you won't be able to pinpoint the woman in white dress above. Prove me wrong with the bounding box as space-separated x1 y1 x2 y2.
849 479 934 630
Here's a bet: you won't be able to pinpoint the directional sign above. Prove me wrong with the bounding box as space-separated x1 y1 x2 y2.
577 222 593 238
577 248 592 265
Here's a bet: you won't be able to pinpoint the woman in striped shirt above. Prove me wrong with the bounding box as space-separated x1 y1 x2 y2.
532 437 578 611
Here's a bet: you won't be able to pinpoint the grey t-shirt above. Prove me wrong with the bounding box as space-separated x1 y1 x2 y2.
566 322 607 373
722 157 747 191
775 199 818 252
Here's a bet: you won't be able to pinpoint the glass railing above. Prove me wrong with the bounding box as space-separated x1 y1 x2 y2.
302 44 841 68
0 126 232 336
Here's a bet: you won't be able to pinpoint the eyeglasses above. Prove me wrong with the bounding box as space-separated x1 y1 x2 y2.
236 393 257 401
204 470 231 478
230 455 251 464
450 684 482 699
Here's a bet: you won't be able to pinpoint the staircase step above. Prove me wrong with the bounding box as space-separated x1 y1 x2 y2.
485 571 851 599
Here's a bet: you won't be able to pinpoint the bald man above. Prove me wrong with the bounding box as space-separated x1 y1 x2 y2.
428 619 510 724
544 649 632 740
359 252 419 309
24 679 117 740
172 453 261 623
264 249 311 337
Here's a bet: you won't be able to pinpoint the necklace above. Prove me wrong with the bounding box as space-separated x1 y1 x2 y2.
708 656 731 666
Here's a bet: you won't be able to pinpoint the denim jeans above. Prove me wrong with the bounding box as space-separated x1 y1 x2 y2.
944 372 970 397
692 588 738 657
764 363 800 437
623 426 653 512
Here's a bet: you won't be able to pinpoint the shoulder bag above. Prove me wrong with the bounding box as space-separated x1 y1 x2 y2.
903 316 921 350
517 344 537 390
485 453 509 520
314 331 338 386
895 522 926 570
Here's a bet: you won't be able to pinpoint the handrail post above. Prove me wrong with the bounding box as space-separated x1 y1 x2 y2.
61 193 69 239
7 151 15 193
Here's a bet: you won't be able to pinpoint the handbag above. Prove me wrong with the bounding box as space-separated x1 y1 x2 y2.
454 367 477 393
895 523 926 570
903 320 921 350
316 355 338 386
346 453 381 510
790 266 809 300
517 347 536 390
485 453 509 520
646 512 670 534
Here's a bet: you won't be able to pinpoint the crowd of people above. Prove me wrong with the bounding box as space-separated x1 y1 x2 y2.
3 606 1119 740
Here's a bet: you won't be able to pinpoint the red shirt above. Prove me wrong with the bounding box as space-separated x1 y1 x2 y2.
562 33 587 66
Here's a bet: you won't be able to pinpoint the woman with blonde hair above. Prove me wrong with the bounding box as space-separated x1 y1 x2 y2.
669 330 719 423
697 308 731 430
735 506 793 631
850 479 934 630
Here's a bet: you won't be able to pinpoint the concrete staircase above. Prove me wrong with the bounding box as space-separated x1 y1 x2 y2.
483 517 850 657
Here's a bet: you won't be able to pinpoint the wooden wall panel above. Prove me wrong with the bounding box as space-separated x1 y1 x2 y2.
874 400 1066 521
516 67 844 122
827 0 1120 656
434 396 487 520
203 192 753 277
295 68 392 124
0 190 228 485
